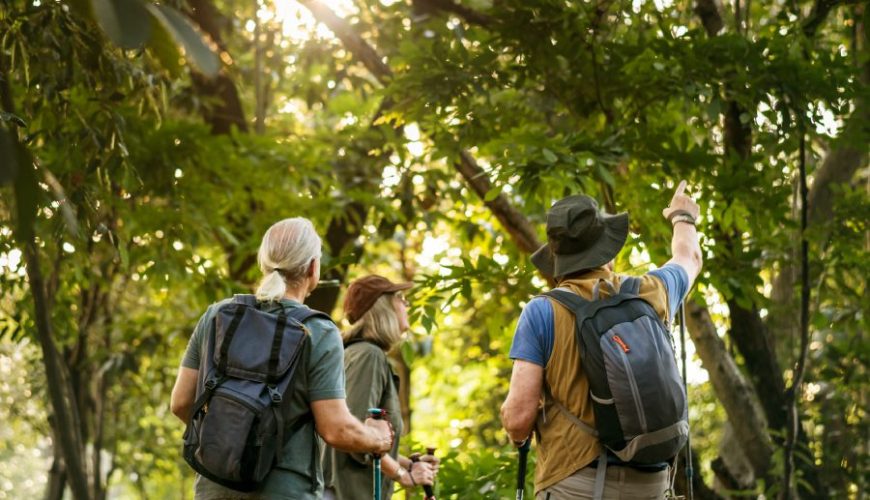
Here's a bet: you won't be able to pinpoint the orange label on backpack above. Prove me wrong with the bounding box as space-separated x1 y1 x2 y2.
612 335 630 353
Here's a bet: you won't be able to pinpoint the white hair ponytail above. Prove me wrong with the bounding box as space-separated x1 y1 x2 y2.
256 270 287 302
255 217 322 302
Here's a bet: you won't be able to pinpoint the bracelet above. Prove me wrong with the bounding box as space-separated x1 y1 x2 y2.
671 214 696 226
667 209 695 223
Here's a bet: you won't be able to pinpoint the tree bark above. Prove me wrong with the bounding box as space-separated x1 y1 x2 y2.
685 302 773 479
23 240 92 500
45 418 67 500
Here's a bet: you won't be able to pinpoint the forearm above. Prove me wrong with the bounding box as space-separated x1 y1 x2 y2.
318 414 381 453
381 454 405 480
669 222 702 282
501 360 542 443
170 402 192 424
170 367 198 424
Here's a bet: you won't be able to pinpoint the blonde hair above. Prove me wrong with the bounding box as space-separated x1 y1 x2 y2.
342 294 402 351
255 218 322 301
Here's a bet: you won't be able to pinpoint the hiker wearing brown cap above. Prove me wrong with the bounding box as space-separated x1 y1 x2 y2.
501 181 703 499
323 275 440 500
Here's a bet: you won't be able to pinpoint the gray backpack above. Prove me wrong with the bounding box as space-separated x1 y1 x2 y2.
183 295 331 492
542 277 688 467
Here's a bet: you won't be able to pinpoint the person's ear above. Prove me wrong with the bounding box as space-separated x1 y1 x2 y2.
307 258 317 277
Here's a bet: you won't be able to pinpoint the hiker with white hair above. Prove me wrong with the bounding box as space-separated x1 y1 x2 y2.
171 217 393 499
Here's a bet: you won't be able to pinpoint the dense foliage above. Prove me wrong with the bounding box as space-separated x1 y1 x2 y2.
1 0 866 498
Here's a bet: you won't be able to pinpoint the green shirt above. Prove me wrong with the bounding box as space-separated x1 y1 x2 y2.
323 341 404 500
181 298 346 499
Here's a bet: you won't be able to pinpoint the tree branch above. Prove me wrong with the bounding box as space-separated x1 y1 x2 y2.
803 0 861 38
299 0 393 80
694 0 724 36
411 0 494 28
299 0 544 257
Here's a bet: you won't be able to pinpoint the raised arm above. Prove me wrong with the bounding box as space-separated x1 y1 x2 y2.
661 180 703 286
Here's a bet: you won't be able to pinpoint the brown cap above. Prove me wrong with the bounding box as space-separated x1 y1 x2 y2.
343 275 413 323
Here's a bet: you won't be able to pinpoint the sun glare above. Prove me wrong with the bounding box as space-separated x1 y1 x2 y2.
266 0 359 42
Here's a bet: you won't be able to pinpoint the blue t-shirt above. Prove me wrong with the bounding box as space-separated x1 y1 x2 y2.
509 264 689 366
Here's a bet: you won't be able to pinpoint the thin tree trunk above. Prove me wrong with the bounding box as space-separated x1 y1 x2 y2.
253 0 266 134
45 417 67 500
23 240 91 500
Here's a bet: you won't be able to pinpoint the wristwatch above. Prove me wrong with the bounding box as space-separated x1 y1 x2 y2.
394 466 407 483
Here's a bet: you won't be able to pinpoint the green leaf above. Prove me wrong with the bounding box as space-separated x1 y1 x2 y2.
542 148 558 164
147 4 220 77
90 0 152 49
597 164 615 187
146 20 183 78
400 340 416 365
484 186 502 202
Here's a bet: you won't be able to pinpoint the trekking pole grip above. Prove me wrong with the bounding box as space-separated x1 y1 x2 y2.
368 408 386 458
410 451 436 499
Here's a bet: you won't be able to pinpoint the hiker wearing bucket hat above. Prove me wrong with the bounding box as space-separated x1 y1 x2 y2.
501 181 703 499
323 275 439 500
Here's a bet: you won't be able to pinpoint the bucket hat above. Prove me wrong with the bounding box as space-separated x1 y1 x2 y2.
530 195 629 279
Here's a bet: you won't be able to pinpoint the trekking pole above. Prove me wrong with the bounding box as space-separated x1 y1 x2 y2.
368 408 385 500
678 303 694 500
515 438 531 500
410 452 436 499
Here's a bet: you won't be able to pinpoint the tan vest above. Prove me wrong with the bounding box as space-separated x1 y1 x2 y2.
534 268 671 491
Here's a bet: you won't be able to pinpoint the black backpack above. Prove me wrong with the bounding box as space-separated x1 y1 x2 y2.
183 294 331 491
541 277 688 465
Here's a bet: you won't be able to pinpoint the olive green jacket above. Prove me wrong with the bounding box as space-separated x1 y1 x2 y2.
323 341 404 499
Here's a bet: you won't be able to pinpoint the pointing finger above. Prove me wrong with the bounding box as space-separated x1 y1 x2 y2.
670 180 687 205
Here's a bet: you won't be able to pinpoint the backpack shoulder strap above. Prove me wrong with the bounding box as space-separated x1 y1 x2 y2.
285 306 333 325
540 288 588 313
232 294 258 307
542 383 598 437
618 276 641 296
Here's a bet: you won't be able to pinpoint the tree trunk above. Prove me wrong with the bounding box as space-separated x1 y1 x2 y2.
23 240 92 500
685 302 772 480
45 419 67 500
